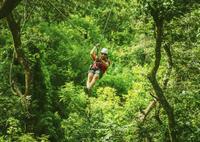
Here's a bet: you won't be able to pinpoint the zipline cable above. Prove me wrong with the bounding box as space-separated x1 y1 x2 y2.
21 0 39 31
46 0 84 35
96 1 115 54
102 1 115 35
46 0 115 43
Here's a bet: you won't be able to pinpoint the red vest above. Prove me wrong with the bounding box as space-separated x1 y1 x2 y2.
91 54 110 74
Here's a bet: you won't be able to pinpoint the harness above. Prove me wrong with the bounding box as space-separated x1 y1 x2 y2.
90 58 101 70
90 57 108 74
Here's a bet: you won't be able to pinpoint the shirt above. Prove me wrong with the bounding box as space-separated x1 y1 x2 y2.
91 53 110 74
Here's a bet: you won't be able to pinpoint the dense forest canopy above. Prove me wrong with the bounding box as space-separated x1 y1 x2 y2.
0 0 199 141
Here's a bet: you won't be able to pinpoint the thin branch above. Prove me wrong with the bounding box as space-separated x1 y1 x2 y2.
154 104 163 125
149 92 158 100
9 48 17 95
139 99 157 121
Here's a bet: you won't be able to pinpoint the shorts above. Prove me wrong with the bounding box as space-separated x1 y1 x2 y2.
88 68 103 79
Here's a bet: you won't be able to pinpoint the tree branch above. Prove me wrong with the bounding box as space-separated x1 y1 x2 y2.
139 99 157 121
154 104 163 125
163 43 173 90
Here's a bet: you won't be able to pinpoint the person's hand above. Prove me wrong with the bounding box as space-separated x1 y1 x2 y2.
95 43 100 48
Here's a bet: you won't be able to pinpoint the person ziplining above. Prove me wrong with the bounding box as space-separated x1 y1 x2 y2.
45 0 113 95
85 44 111 94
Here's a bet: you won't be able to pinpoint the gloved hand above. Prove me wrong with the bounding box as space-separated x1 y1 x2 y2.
94 43 100 48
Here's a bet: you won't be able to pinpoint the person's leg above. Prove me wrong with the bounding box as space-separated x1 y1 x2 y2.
88 73 99 89
86 71 94 89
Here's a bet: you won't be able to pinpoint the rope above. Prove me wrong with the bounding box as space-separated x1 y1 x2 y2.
46 0 115 44
21 0 39 31
46 0 84 35
93 1 115 55
46 0 117 56
102 1 115 34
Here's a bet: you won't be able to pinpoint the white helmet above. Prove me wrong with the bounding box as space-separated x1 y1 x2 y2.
101 48 108 54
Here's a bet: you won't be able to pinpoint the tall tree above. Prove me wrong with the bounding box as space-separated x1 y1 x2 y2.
138 0 199 141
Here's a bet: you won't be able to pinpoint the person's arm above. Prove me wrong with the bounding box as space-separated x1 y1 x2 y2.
90 46 97 55
90 44 99 61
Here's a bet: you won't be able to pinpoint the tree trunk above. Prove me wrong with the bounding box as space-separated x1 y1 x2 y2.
139 43 174 122
6 13 31 97
163 43 173 90
0 0 22 19
147 19 177 142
